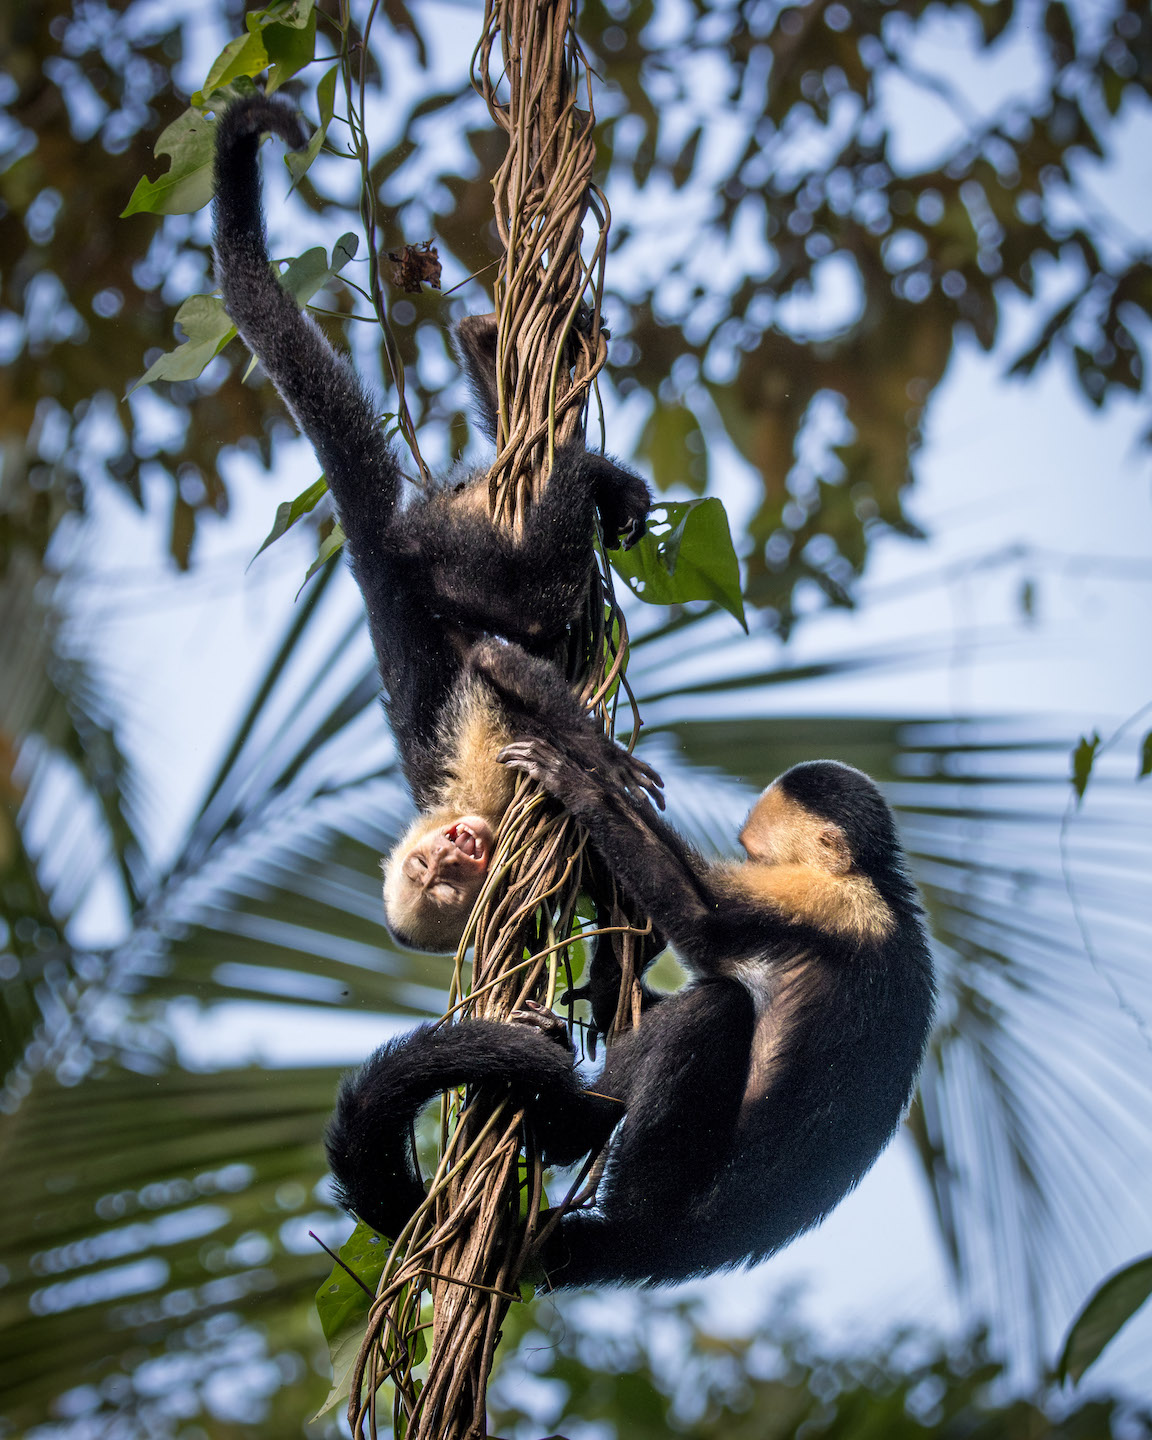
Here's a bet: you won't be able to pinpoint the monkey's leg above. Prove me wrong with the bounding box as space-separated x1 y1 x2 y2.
507 1003 624 1165
404 444 649 650
453 314 501 442
453 312 652 554
543 978 755 1287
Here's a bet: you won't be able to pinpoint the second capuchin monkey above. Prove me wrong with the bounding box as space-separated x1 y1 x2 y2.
325 648 937 1285
212 94 651 950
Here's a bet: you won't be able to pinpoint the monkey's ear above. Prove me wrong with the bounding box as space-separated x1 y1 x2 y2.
817 823 852 875
454 313 500 442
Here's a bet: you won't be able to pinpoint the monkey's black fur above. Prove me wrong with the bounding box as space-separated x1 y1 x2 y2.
212 95 650 808
327 652 936 1287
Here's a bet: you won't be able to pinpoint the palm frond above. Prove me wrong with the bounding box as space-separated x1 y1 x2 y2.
0 1061 340 1432
1 568 148 1080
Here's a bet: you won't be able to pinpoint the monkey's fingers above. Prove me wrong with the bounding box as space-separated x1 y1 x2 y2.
498 740 538 771
508 1001 572 1052
498 739 565 787
620 752 666 810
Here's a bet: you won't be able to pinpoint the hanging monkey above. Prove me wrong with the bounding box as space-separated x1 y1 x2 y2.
212 94 651 950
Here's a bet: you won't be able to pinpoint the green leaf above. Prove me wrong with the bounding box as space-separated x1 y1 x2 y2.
1070 731 1101 803
264 9 318 93
315 1219 389 1342
1057 1253 1152 1384
252 475 329 563
1138 730 1152 780
286 64 339 185
128 295 235 394
312 1318 372 1420
637 401 708 495
192 2 314 103
611 498 746 630
298 522 347 594
249 0 316 29
282 233 359 306
197 31 270 101
121 101 232 217
312 1218 393 1418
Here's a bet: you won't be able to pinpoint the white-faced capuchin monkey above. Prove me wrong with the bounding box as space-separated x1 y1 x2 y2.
326 645 935 1286
212 94 651 951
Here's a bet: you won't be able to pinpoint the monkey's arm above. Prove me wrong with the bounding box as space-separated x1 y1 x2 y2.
494 734 728 962
503 739 835 965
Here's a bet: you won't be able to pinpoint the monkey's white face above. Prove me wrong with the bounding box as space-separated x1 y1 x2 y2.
382 813 496 950
739 784 851 874
400 815 494 904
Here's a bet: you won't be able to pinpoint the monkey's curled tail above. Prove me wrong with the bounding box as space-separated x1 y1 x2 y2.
211 94 399 524
325 1020 579 1241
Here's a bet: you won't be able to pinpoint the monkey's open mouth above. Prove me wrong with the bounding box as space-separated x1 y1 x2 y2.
445 819 492 864
448 825 480 856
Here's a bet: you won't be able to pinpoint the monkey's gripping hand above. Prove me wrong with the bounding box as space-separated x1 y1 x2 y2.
508 998 574 1048
499 730 720 961
499 737 665 811
579 450 651 553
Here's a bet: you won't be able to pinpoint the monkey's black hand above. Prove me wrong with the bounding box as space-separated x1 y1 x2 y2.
596 467 651 552
498 738 569 790
614 749 665 808
499 737 666 811
613 509 648 552
575 451 651 553
591 739 666 809
508 1000 573 1053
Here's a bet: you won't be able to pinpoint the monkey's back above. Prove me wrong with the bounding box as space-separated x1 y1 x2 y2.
692 910 935 1276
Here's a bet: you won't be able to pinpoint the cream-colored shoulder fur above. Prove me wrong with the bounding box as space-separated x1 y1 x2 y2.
718 861 893 944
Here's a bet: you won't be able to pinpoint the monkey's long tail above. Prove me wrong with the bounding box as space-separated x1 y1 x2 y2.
325 1020 580 1241
211 94 399 523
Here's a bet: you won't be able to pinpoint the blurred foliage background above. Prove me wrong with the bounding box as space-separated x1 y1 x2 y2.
2 0 1152 1434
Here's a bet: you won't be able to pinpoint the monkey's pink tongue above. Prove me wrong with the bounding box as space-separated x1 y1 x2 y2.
455 829 477 856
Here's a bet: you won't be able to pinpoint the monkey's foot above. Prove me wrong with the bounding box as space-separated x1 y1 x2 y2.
508 999 571 1051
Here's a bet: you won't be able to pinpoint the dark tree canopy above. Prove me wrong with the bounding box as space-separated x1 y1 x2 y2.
4 0 1150 618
